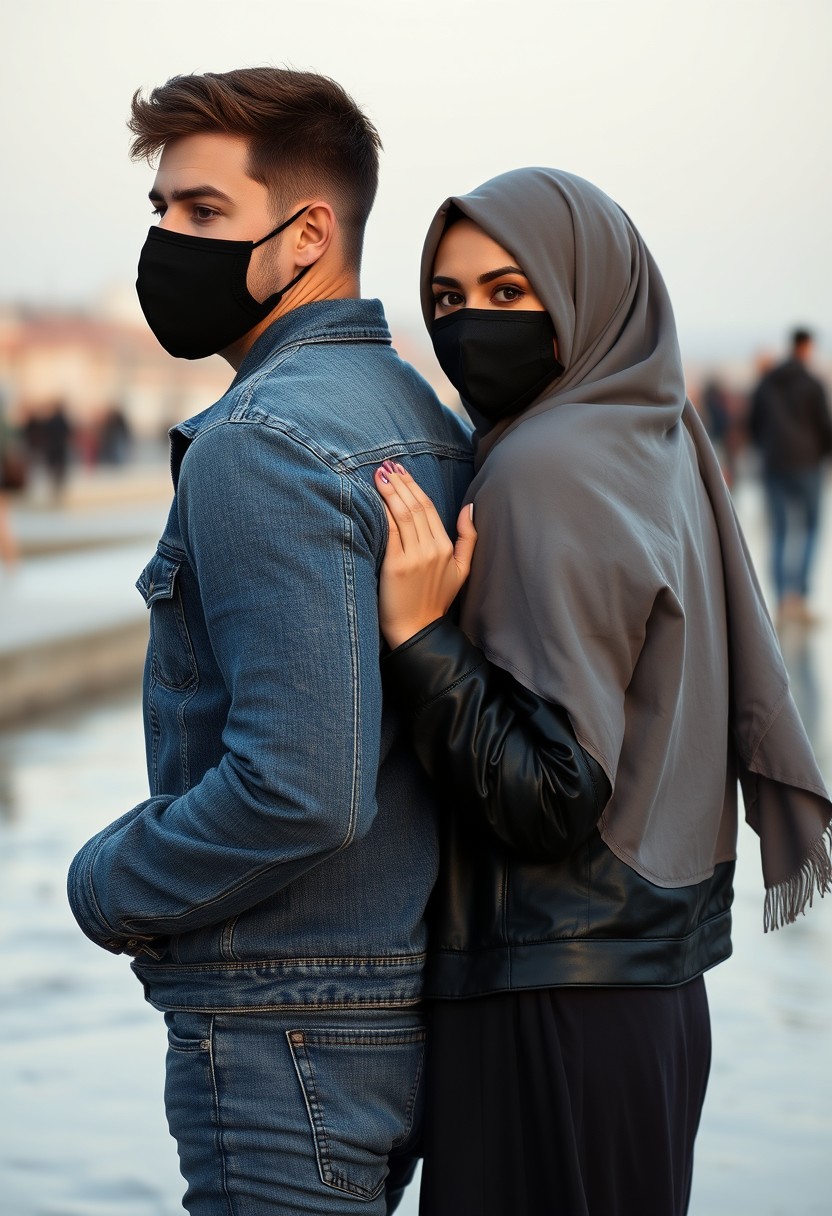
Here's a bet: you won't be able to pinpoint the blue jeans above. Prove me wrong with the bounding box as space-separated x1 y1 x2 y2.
763 469 823 600
163 1007 426 1214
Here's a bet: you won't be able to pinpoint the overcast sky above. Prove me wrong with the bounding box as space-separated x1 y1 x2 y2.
4 0 831 360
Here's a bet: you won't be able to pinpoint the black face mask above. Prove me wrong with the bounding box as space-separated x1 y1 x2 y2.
135 205 310 359
431 308 565 424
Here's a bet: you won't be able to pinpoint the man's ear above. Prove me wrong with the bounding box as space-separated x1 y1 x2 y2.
294 202 336 267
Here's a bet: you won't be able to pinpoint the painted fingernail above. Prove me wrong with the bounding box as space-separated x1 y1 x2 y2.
382 460 396 474
377 468 390 484
393 462 407 475
469 503 474 520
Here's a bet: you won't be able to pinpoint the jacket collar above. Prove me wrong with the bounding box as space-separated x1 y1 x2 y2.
231 296 390 388
168 297 390 476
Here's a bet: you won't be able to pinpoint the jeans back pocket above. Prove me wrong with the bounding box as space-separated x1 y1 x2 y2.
287 1025 426 1201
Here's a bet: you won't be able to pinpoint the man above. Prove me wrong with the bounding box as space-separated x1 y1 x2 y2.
749 327 832 624
67 68 472 1215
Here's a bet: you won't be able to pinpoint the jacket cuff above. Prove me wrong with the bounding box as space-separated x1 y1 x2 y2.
67 810 165 958
382 616 485 712
67 836 127 953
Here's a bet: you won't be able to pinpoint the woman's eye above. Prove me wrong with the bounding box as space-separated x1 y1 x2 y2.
493 285 525 303
434 290 465 308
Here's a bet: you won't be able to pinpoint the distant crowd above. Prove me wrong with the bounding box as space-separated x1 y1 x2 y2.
0 401 134 563
3 401 134 497
1 335 831 608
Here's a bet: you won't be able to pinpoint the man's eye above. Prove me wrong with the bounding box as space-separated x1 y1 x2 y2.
193 206 219 221
150 206 166 218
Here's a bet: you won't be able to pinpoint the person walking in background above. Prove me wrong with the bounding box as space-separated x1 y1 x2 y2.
41 401 73 499
699 376 735 487
66 67 471 1215
749 327 832 625
0 398 25 565
98 404 133 465
370 169 832 1216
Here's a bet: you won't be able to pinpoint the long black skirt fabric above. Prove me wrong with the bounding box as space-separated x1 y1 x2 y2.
418 979 711 1216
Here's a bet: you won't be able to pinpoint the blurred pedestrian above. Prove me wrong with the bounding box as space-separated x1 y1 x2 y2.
700 375 734 486
0 402 25 565
21 405 44 466
749 328 832 623
41 401 72 499
98 404 132 465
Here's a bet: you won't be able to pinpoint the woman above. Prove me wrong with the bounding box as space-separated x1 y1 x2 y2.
372 169 832 1215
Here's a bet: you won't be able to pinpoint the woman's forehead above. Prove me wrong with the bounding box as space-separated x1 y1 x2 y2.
434 217 521 274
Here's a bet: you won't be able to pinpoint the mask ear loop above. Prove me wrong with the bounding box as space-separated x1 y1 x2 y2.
261 263 312 308
252 204 311 248
252 204 314 309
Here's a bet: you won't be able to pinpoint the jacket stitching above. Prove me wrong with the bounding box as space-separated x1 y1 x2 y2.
410 661 485 715
337 474 361 852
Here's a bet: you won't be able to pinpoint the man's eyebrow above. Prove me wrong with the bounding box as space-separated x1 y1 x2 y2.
147 185 235 205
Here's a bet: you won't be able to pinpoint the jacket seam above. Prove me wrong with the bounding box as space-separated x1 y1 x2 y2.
180 411 469 476
411 660 485 715
134 953 428 971
144 999 426 1013
336 473 361 852
428 907 733 954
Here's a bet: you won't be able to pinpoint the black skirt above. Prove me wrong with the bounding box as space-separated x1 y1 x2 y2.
418 979 711 1216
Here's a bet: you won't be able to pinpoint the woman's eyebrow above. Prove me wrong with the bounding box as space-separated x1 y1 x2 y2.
432 266 526 288
477 266 525 284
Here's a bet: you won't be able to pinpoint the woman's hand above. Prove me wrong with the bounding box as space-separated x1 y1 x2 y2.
374 461 477 649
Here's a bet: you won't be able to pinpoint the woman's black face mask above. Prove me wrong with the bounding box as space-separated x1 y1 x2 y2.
431 309 565 424
135 205 310 360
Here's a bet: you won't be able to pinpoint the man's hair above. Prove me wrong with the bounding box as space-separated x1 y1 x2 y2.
128 67 382 265
791 327 813 350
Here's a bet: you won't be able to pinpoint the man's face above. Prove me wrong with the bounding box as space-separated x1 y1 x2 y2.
148 132 290 300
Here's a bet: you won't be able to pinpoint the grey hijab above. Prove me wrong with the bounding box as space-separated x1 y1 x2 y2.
421 167 831 929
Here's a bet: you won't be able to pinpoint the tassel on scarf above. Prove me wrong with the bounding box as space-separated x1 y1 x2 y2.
764 823 832 931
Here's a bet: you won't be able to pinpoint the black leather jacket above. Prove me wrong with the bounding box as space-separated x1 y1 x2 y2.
384 617 734 997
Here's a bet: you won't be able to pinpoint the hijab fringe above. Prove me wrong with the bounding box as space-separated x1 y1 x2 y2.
763 824 832 931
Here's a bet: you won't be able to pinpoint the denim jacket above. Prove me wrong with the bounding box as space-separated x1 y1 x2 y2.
67 298 473 1013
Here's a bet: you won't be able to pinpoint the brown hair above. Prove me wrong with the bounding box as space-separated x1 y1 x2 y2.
128 67 382 264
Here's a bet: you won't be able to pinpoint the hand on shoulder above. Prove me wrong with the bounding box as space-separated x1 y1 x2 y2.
374 461 477 649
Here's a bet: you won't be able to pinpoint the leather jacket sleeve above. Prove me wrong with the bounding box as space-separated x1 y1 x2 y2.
382 617 611 862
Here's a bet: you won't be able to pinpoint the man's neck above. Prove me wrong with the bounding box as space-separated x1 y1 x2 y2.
222 267 361 370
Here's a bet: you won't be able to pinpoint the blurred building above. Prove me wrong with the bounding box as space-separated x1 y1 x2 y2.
0 303 230 444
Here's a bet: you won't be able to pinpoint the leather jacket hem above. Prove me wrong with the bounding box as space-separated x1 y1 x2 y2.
423 907 733 997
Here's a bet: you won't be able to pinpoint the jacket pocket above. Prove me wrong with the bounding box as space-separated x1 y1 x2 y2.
286 1025 426 1201
137 551 198 691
